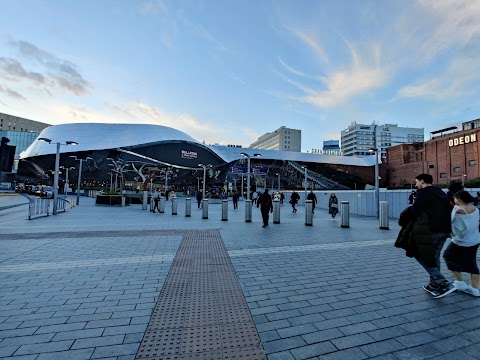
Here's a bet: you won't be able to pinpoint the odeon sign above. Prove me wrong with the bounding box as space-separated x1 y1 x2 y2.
448 133 477 147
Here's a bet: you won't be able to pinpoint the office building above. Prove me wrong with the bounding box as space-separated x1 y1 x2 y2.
341 122 424 158
249 126 301 152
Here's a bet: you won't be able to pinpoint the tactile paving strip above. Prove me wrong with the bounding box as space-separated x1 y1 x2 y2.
135 229 266 360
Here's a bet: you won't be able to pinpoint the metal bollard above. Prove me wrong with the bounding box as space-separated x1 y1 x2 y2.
150 196 154 212
305 200 313 226
273 199 280 224
142 191 148 210
245 200 252 222
172 197 178 215
159 197 165 213
222 199 228 221
340 201 350 228
185 198 191 217
379 201 389 230
121 190 126 207
202 199 209 219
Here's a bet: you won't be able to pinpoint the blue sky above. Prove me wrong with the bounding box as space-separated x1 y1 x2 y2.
1 0 479 152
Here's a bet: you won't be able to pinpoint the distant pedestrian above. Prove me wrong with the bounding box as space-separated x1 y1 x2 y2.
307 190 317 214
257 189 273 228
329 193 338 218
152 188 160 213
408 190 417 205
290 191 300 213
196 190 203 209
280 192 285 205
443 190 480 297
232 190 239 209
447 180 464 210
252 191 258 205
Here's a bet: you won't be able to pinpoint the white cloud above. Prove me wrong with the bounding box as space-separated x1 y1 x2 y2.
288 28 329 64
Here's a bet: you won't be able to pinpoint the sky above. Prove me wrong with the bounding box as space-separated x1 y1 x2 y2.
1 0 480 152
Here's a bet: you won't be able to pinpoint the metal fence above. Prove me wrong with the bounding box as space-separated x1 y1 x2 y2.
28 197 74 220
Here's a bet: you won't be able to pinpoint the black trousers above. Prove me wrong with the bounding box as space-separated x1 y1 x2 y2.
261 209 270 225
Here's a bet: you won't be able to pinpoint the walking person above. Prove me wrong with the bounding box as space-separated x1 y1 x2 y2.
252 191 258 205
329 193 338 218
196 190 203 209
280 192 284 205
290 191 300 213
257 189 273 228
232 190 239 209
307 190 317 214
152 188 160 213
412 174 455 298
443 190 480 296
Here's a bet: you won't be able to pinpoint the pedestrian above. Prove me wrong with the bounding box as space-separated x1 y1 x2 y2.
290 191 300 213
307 190 317 214
196 190 203 209
257 189 273 228
408 190 416 205
252 191 258 205
443 190 480 296
411 173 455 298
152 188 160 213
328 193 338 218
232 190 239 209
447 180 464 209
280 192 285 205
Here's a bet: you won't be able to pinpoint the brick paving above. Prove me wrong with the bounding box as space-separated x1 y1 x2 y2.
0 195 479 359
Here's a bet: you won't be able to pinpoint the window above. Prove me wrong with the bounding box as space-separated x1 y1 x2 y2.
428 164 435 169
440 173 446 178
468 160 476 166
453 167 461 173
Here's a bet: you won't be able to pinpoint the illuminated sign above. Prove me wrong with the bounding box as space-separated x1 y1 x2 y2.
181 150 197 159
448 133 477 147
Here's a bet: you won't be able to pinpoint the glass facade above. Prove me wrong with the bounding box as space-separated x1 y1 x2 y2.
0 130 40 157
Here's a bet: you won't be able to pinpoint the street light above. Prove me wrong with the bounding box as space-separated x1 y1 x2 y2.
38 138 78 215
240 152 261 201
198 164 213 200
69 155 93 205
276 173 281 192
369 147 380 217
301 165 308 205
196 176 202 191
59 166 75 196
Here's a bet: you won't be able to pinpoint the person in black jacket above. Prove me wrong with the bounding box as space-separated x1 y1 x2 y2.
412 173 455 298
257 189 273 228
307 190 317 213
232 190 239 209
290 191 300 213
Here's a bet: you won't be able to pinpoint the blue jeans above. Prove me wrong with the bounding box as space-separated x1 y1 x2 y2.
414 232 450 289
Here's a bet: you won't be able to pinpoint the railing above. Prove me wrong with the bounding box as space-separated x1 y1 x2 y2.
28 197 74 220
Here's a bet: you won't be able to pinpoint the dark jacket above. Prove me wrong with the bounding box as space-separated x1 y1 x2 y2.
396 206 435 267
291 192 300 204
257 191 273 212
232 192 239 202
307 192 317 204
412 186 451 233
328 196 338 214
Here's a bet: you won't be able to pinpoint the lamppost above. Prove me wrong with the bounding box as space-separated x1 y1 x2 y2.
198 164 213 199
276 172 281 192
301 165 308 205
240 152 261 201
70 156 93 205
369 147 380 217
462 174 467 186
196 176 202 191
38 138 78 215
59 166 75 196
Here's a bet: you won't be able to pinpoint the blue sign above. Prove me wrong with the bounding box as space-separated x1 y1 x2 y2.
252 166 268 175
229 167 248 174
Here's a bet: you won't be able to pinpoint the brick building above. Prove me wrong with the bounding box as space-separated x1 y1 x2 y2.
386 119 480 187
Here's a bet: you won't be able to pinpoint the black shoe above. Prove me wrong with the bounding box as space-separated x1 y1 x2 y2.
433 284 457 299
262 225 266 228
423 284 440 296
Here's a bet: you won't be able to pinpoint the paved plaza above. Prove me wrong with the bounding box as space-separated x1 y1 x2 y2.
0 194 479 360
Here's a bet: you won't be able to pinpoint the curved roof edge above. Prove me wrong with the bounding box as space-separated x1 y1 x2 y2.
20 123 200 158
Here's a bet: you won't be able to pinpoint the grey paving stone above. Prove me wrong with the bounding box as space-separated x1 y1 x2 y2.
393 344 442 360
290 340 337 359
0 327 38 338
0 346 18 357
395 331 438 348
318 347 369 360
338 321 378 336
0 333 55 347
430 335 472 353
331 333 375 350
72 334 125 349
102 324 147 336
288 313 326 326
124 332 144 344
263 335 307 354
36 348 94 360
277 324 317 339
14 339 74 356
366 326 408 342
34 322 87 334
302 328 344 344
267 351 295 360
434 350 478 360
84 317 131 329
359 339 405 357
52 327 105 341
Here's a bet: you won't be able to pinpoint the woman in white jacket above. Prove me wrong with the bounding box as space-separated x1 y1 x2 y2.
443 190 480 297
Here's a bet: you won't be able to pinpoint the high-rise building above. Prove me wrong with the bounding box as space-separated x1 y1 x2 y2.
0 113 50 157
249 126 301 152
341 122 424 158
323 140 340 152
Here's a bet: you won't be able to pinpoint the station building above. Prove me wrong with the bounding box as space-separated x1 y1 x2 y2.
385 118 480 187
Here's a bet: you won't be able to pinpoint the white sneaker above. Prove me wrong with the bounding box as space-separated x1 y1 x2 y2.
462 286 480 297
453 280 468 291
